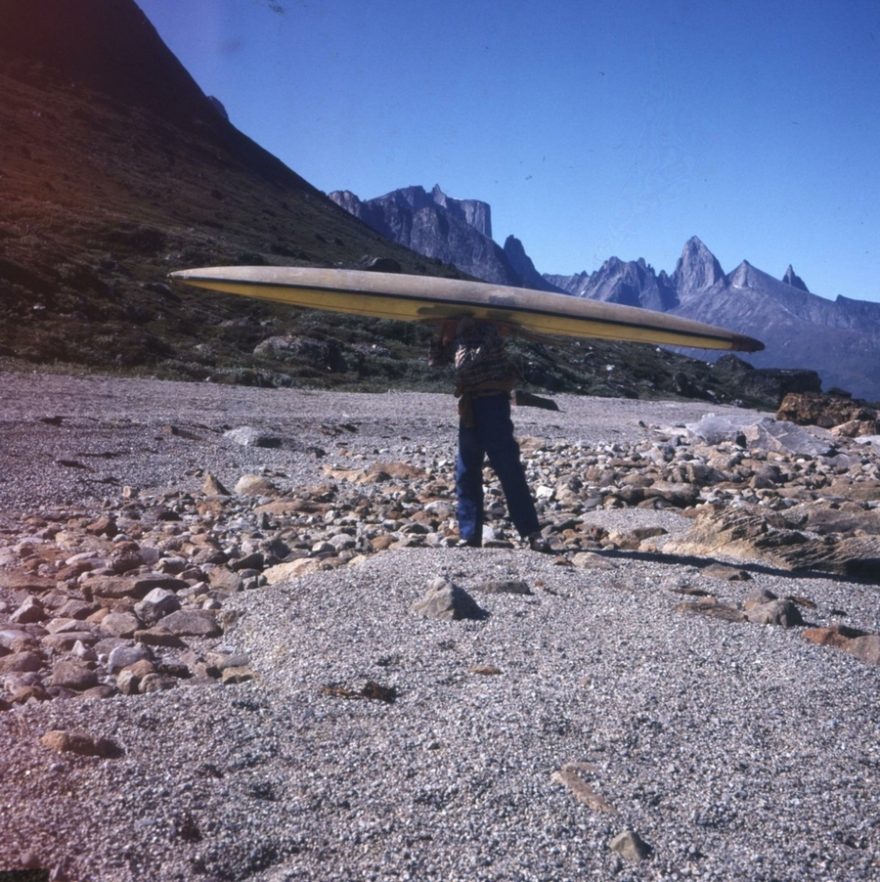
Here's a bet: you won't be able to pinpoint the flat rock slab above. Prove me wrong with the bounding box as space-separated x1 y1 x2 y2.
151 609 222 638
40 729 123 758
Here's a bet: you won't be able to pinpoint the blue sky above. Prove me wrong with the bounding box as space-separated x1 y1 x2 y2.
137 0 879 302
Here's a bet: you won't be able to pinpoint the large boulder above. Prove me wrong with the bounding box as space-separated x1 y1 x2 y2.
777 391 878 432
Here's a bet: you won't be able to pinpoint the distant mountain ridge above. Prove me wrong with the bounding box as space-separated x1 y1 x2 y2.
564 240 880 398
328 185 561 292
554 239 880 400
332 185 880 400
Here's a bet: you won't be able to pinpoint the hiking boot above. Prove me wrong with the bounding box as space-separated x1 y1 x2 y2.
455 536 482 548
525 532 553 553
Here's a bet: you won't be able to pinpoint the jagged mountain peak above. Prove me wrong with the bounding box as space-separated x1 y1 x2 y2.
329 184 510 283
673 237 725 294
783 264 809 292
503 236 562 292
729 260 774 289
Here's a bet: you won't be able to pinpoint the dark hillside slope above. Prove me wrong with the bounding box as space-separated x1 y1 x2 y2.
0 0 455 382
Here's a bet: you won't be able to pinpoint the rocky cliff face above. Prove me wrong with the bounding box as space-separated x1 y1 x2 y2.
548 257 677 311
502 236 562 292
672 236 726 295
328 185 556 288
783 265 809 292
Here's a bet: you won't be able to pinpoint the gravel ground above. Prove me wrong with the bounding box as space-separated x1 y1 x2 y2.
1 370 878 882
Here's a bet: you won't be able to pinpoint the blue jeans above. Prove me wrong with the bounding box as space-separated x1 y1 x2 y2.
455 393 539 545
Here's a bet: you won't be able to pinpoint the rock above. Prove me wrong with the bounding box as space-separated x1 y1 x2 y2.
153 609 222 637
0 629 35 651
234 474 279 496
88 573 186 602
99 612 142 638
609 829 653 861
742 598 804 627
40 729 123 758
326 533 357 551
254 335 346 372
644 482 698 507
134 587 181 625
785 504 880 536
10 683 50 704
803 625 880 665
741 418 835 456
686 414 752 445
41 630 98 652
85 514 117 537
832 419 871 438
56 598 99 619
205 566 244 593
134 629 188 648
411 578 486 621
0 650 45 675
107 643 152 674
80 684 117 701
0 573 54 593
220 666 256 685
139 673 178 693
45 617 90 634
223 427 282 448
71 640 97 661
607 526 669 549
10 596 46 624
782 535 880 581
132 574 189 594
477 579 532 595
116 668 141 695
751 464 783 488
847 635 880 665
202 472 231 496
230 551 265 572
571 552 615 570
50 660 99 691
124 659 157 685
661 504 880 581
263 558 324 584
777 391 878 431
205 651 251 676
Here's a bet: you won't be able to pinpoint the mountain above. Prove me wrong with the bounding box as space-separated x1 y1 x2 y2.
677 255 880 400
783 265 809 292
330 179 879 399
550 238 880 401
502 235 561 292
329 185 561 292
547 257 678 311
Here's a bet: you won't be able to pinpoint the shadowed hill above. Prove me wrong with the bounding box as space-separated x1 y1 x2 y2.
0 0 455 382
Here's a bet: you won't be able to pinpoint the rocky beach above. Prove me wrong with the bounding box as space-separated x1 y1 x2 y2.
0 369 878 881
